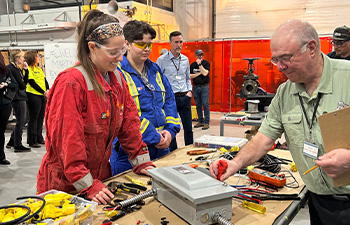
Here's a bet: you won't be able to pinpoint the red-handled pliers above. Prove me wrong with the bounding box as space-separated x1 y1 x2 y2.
217 159 228 180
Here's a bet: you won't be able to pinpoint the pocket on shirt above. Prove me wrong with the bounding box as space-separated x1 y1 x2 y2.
281 113 303 143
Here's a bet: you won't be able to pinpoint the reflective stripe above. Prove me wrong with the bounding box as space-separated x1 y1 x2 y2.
72 172 94 191
129 153 151 167
140 118 149 134
74 65 94 91
155 71 165 103
156 126 164 132
166 116 181 125
118 66 141 116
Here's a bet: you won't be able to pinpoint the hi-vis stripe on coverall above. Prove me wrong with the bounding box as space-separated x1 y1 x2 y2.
110 57 180 175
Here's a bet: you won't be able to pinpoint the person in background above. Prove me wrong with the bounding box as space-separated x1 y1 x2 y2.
110 20 180 175
190 49 211 130
6 50 31 152
157 31 193 151
327 25 350 60
160 48 168 55
25 50 49 148
37 10 155 205
0 53 18 165
210 19 350 225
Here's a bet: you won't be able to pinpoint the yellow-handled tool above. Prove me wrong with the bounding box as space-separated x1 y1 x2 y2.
242 200 266 214
125 175 145 186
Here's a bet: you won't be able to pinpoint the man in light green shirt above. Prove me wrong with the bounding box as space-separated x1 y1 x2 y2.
210 19 350 225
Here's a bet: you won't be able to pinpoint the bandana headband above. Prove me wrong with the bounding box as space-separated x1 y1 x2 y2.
86 22 123 41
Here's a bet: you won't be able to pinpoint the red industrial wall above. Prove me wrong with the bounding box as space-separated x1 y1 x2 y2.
149 37 333 113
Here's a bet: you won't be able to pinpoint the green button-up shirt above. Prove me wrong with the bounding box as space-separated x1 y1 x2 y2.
259 53 350 194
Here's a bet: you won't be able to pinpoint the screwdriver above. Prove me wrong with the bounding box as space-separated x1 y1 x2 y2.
242 200 266 214
125 175 145 186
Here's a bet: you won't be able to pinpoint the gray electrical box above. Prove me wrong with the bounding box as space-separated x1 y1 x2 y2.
148 165 238 225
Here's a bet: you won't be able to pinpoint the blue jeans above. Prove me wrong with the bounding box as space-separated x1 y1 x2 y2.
193 85 210 124
169 95 193 151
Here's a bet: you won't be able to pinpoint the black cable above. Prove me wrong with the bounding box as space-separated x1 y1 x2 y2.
221 152 289 173
15 196 46 223
0 205 31 225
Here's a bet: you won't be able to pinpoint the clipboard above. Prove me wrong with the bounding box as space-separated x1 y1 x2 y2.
318 106 350 187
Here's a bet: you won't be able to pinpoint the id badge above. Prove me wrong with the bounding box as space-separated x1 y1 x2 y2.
175 75 182 80
303 141 319 159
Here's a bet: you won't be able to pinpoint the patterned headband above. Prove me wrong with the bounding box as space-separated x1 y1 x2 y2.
86 22 123 41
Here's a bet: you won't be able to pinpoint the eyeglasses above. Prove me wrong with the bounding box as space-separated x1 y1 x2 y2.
133 42 153 50
270 42 308 66
93 42 127 57
331 40 348 47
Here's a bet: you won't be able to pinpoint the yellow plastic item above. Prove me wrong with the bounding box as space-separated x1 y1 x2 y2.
291 162 297 172
219 147 228 154
0 209 6 222
1 212 15 223
247 166 254 171
230 146 239 152
125 175 145 186
242 200 266 214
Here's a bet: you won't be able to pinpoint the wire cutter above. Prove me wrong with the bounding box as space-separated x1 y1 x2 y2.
107 181 147 195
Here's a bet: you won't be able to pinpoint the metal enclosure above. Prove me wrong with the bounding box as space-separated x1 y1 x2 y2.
148 165 238 225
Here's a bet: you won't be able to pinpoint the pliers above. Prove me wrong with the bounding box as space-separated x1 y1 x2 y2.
107 181 147 195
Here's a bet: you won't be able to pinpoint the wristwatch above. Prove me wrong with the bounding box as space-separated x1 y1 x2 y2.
198 63 202 66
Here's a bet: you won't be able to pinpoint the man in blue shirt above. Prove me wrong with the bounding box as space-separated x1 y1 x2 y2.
157 31 193 151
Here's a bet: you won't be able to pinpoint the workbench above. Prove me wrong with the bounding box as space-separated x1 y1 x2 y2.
92 146 307 225
220 111 266 136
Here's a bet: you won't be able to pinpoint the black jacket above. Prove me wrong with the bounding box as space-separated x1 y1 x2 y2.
0 68 18 106
7 63 28 101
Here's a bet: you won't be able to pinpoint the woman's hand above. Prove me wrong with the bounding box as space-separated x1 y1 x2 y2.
139 165 156 175
91 187 114 205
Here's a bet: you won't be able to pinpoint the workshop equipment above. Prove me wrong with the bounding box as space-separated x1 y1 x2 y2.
217 160 228 180
248 168 286 187
107 181 147 195
242 200 266 214
125 175 146 186
194 135 248 150
187 148 217 155
148 165 238 225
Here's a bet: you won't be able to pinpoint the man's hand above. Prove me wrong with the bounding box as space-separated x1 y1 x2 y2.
157 130 172 149
155 134 165 149
196 59 202 65
92 187 114 205
186 91 192 98
209 158 242 181
139 165 157 175
316 148 350 178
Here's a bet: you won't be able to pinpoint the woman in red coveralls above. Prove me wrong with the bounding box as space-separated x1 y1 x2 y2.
37 9 155 205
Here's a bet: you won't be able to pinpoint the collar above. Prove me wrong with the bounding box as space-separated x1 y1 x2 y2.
291 53 332 97
168 50 181 60
120 55 155 75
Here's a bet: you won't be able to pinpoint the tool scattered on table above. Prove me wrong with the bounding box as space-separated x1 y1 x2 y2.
303 165 319 175
187 148 217 155
248 168 286 187
217 159 228 180
242 200 266 214
107 181 147 195
125 175 146 186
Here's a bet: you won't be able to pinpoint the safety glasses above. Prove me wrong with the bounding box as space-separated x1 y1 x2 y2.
93 42 127 57
133 42 153 50
331 40 349 47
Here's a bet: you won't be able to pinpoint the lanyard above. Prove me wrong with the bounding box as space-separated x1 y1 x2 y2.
298 92 322 140
170 53 181 72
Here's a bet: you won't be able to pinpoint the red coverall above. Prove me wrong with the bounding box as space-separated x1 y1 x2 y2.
37 66 153 199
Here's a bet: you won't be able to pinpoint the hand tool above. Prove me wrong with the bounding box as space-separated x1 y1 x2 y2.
248 168 286 187
107 181 147 195
303 165 319 175
125 175 146 186
242 200 266 214
187 148 217 155
217 159 228 180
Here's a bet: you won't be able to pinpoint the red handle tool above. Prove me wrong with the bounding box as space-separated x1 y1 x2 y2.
217 159 228 180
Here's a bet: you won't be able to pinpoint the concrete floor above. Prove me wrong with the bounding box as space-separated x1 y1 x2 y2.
0 112 309 224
